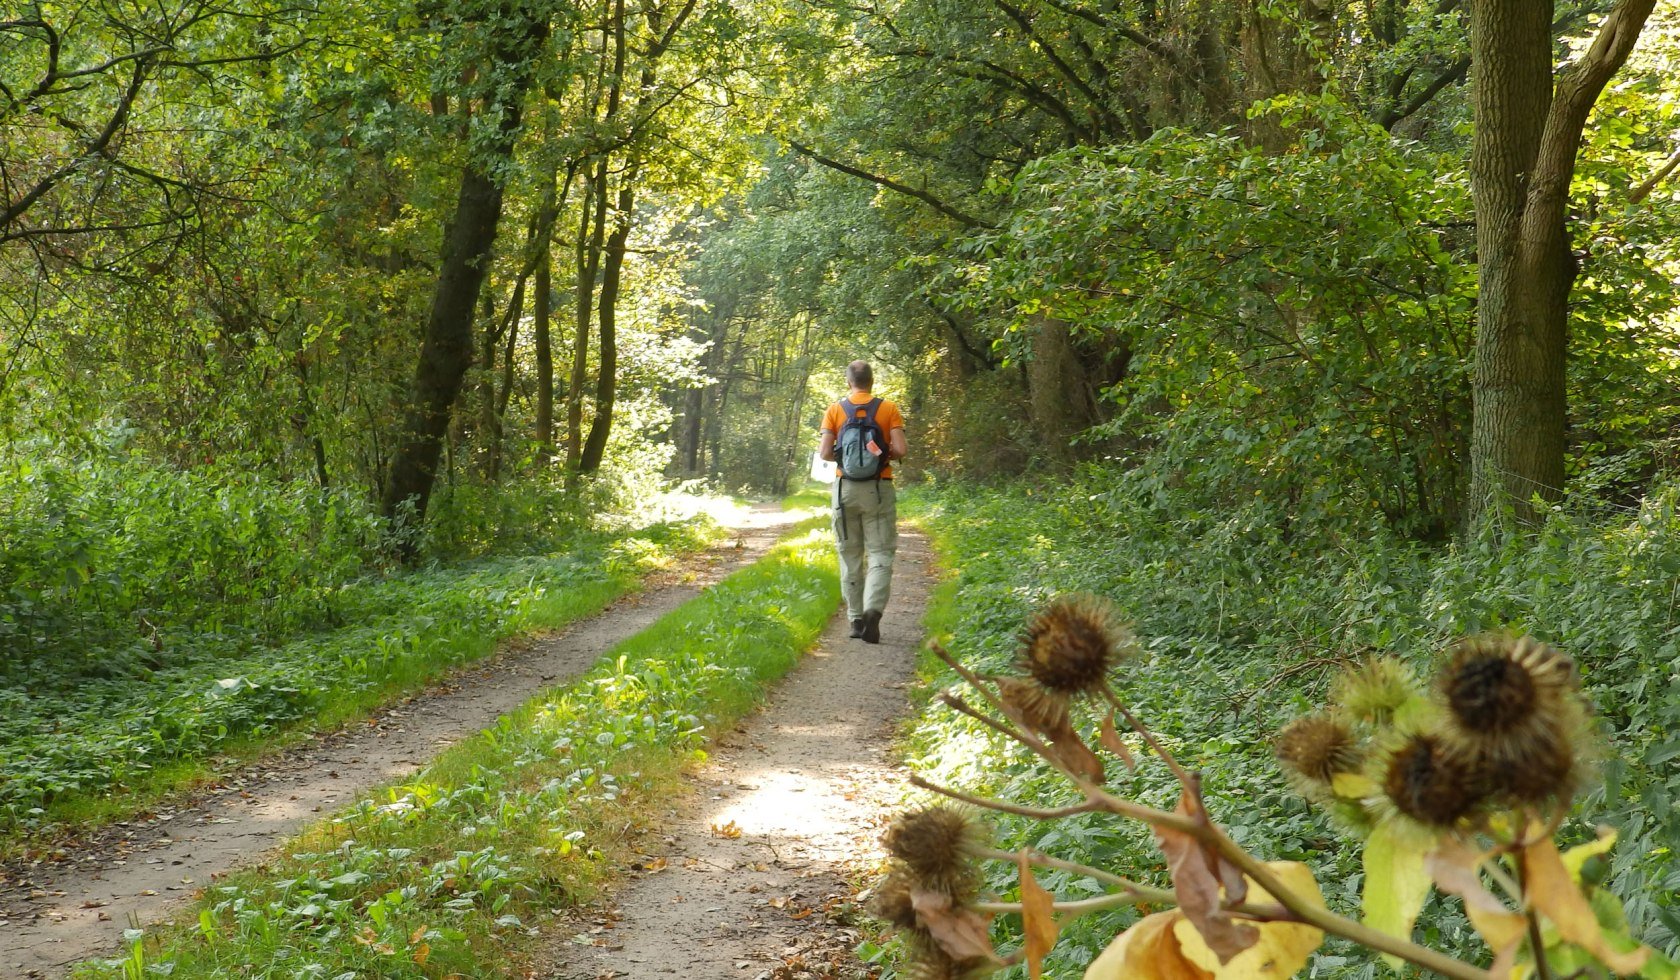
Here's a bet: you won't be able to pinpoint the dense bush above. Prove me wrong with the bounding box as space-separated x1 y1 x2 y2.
901 471 1680 977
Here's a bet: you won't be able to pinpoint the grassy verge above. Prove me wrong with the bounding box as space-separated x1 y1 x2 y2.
74 525 840 979
2 518 726 851
891 476 1680 978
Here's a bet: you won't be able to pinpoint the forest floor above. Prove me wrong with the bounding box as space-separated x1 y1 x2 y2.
0 506 800 979
539 528 930 980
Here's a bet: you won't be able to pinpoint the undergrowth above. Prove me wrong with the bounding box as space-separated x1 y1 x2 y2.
895 470 1680 979
72 525 839 979
0 445 732 840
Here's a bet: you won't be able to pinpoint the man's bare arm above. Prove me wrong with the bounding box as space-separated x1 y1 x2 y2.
889 427 907 461
819 429 837 461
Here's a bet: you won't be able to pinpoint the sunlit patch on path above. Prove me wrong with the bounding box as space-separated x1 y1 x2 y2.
544 530 931 980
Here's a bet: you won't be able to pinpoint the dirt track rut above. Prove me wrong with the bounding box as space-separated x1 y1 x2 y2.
0 509 798 978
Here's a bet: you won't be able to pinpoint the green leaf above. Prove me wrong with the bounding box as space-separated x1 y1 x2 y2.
1362 818 1434 968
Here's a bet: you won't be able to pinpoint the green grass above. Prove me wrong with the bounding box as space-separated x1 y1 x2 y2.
780 480 832 513
73 525 841 979
1 519 725 851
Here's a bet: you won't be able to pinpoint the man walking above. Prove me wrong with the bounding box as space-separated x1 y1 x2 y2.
818 360 907 644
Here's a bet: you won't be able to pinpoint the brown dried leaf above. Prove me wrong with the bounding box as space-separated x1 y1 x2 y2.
1154 792 1257 964
1018 853 1059 980
1425 838 1526 968
1174 862 1326 980
997 678 1105 783
1098 711 1137 772
910 888 1003 967
1084 910 1213 980
1522 833 1650 975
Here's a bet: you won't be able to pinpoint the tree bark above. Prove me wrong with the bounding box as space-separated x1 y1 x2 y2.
579 176 635 473
1466 0 1656 524
379 5 549 535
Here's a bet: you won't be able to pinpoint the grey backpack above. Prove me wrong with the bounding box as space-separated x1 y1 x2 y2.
835 398 885 481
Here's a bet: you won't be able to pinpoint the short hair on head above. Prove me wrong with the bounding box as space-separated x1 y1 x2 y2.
847 360 873 390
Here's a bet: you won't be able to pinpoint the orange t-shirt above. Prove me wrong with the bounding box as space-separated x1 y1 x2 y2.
822 393 905 479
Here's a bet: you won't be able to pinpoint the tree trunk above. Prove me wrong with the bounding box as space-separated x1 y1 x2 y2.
1465 0 1656 524
579 177 635 474
565 161 607 469
534 164 573 462
1026 315 1100 460
379 6 548 536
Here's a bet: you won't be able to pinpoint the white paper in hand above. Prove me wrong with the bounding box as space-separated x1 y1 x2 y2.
809 449 835 484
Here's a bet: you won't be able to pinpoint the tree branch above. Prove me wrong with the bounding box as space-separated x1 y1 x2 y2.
786 140 996 229
1629 144 1680 203
1379 56 1469 130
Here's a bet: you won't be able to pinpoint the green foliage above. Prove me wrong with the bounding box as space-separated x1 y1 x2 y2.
907 473 1680 976
951 97 1476 535
0 442 723 834
71 527 839 979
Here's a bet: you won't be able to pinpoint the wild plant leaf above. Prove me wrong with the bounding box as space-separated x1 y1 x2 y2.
1018 853 1059 980
1362 817 1434 966
1173 862 1326 980
1426 838 1526 977
910 888 1002 967
1154 790 1257 963
1084 910 1211 980
1522 830 1650 975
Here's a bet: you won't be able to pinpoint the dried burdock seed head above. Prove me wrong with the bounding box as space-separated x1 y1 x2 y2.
883 806 986 898
996 676 1071 739
1019 595 1132 699
1488 723 1579 804
1275 713 1363 788
1381 733 1485 827
868 869 922 934
1332 656 1421 724
1441 635 1574 736
1437 635 1591 806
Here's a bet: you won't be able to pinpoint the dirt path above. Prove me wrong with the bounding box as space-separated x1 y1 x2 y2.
0 507 799 979
543 528 931 980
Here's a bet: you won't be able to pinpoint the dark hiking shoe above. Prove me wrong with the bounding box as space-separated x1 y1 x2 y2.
861 609 882 644
849 618 865 639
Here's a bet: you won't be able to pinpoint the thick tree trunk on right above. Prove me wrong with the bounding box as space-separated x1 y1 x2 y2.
1465 0 1656 524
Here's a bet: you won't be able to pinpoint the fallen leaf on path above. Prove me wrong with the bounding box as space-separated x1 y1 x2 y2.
711 820 743 839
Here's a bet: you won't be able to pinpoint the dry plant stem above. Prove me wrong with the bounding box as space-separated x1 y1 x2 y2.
1102 688 1196 787
937 692 1035 750
931 641 1011 716
1518 850 1556 980
1195 813 1492 980
975 891 1167 918
909 774 1103 821
976 846 1138 891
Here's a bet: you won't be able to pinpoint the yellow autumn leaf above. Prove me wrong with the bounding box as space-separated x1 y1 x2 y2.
1523 833 1650 975
1331 772 1379 799
1560 826 1617 882
1175 862 1325 980
1019 853 1060 980
1085 910 1212 980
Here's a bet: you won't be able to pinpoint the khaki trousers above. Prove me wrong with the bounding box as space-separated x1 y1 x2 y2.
832 478 898 621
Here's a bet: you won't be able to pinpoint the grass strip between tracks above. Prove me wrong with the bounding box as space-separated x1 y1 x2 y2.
75 522 839 979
